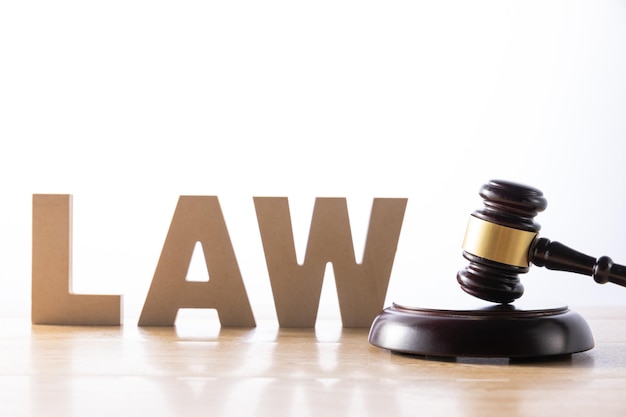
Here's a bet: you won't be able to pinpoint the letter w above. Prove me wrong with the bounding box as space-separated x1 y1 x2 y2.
254 197 407 328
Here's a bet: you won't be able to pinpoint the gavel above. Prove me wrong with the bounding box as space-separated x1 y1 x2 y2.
457 179 626 304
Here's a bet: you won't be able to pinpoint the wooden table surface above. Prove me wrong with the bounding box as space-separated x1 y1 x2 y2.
2 306 625 417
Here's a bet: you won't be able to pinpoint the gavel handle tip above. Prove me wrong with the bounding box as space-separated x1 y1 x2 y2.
531 239 626 288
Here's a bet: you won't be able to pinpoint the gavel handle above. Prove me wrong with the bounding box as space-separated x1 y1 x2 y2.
530 237 626 287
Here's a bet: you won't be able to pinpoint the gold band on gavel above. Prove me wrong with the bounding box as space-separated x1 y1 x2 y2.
461 215 538 267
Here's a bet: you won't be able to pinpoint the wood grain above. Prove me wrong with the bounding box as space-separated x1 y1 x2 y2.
2 306 625 416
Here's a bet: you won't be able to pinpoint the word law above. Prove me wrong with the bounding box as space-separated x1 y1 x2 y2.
32 195 407 328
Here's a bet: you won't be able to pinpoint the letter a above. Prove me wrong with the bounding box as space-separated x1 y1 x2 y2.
254 197 407 328
138 196 255 327
32 195 122 325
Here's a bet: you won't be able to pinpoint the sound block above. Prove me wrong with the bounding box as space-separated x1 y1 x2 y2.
368 303 594 359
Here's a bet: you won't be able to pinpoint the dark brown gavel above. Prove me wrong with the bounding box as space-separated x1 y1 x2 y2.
457 179 626 304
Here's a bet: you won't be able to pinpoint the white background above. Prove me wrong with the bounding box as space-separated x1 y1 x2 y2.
1 0 625 323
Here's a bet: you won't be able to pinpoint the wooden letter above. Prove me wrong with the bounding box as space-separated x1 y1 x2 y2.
138 196 256 327
32 195 122 325
254 197 407 328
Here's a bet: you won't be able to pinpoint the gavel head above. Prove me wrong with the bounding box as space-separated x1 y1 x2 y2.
457 180 548 304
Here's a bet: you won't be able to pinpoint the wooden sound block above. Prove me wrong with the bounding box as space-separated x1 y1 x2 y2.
368 303 594 359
